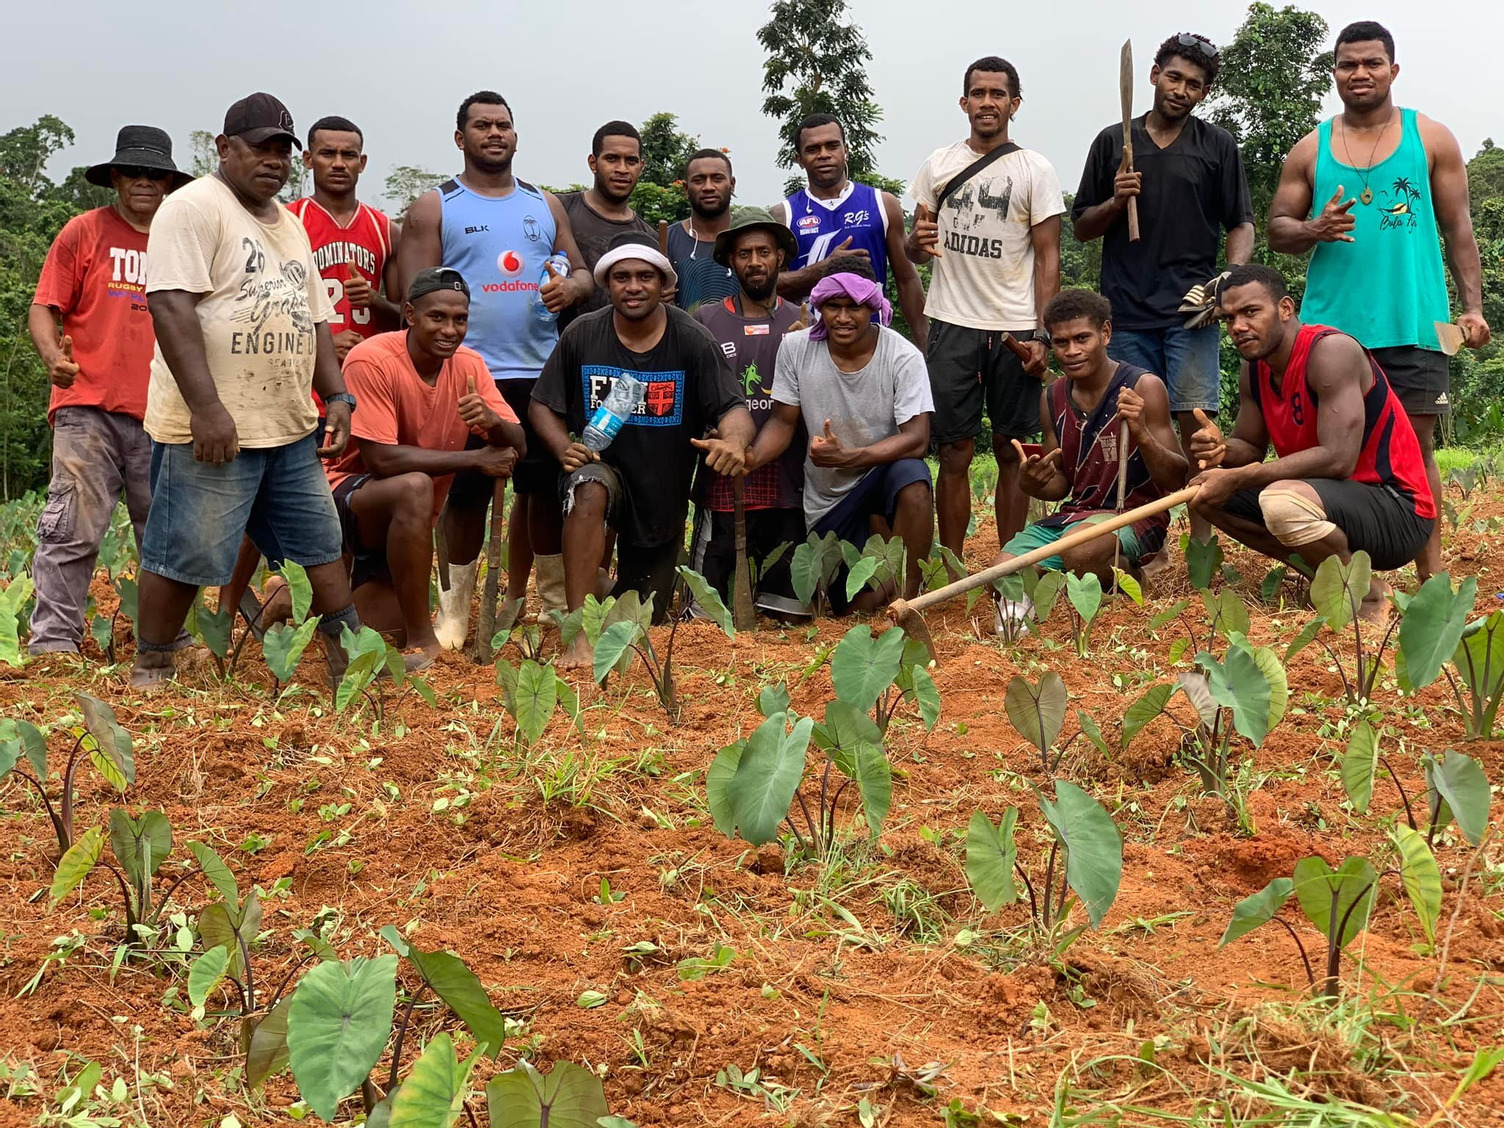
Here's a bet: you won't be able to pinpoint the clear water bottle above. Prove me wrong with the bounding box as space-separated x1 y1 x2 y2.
532 252 572 323
583 375 646 452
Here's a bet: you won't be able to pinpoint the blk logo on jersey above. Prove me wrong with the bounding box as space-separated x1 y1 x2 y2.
464 224 489 234
582 365 685 428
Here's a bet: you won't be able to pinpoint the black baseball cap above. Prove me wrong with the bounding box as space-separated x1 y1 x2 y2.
223 93 299 146
407 267 471 303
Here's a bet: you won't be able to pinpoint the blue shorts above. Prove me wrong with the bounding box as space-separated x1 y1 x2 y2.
141 432 344 587
812 459 933 547
1108 323 1220 414
1002 515 1144 572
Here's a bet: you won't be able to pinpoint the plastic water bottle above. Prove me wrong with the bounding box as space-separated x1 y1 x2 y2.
583 375 646 452
532 252 572 323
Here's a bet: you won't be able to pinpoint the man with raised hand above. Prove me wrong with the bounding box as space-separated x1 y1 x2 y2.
1268 20 1490 580
907 55 1063 567
530 232 753 667
325 268 523 665
133 93 364 690
1072 32 1253 545
692 208 809 616
27 125 191 657
401 90 593 643
744 263 935 613
771 113 926 349
665 149 738 315
1189 265 1434 619
556 120 653 331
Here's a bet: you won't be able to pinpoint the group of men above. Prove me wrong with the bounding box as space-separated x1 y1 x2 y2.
24 19 1491 685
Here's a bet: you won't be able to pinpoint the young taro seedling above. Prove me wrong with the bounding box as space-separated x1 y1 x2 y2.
1340 721 1492 848
1391 571 1504 739
334 625 437 720
493 657 582 750
1284 551 1405 707
790 530 849 618
0 573 34 667
1 693 134 856
224 562 317 691
990 567 1065 645
966 781 1125 955
841 533 906 604
1003 671 1109 775
829 624 940 735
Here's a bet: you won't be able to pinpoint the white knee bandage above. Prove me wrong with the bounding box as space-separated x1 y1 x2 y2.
1259 488 1335 547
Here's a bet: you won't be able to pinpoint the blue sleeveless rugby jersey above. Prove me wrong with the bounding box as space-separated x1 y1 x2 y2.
438 176 559 382
782 181 889 285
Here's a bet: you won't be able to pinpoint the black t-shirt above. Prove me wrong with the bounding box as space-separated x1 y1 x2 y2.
1072 114 1253 331
556 191 652 330
533 305 743 546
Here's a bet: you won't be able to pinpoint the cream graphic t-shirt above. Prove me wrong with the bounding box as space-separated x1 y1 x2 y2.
145 175 333 448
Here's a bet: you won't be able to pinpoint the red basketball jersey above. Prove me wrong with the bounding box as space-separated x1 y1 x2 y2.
1250 324 1436 520
287 197 392 339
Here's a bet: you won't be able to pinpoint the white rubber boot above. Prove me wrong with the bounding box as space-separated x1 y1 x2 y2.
534 554 567 625
434 560 478 650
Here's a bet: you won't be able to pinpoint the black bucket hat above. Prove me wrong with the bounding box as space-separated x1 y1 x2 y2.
712 206 799 267
84 125 191 189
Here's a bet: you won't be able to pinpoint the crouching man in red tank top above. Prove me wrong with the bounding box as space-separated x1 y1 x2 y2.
1188 264 1434 619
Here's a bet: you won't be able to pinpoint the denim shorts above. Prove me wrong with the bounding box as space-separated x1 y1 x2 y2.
141 432 344 587
1108 324 1221 414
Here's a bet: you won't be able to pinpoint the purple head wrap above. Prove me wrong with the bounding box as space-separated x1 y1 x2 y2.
808 272 892 340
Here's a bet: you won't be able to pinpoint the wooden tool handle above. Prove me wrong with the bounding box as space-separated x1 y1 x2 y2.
916 203 942 258
889 486 1198 618
1002 333 1034 365
1123 143 1140 242
1115 418 1130 512
657 219 669 255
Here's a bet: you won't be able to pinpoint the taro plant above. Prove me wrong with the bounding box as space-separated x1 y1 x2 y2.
840 534 906 603
989 566 1067 645
494 657 582 750
486 1059 611 1128
1062 572 1103 656
966 781 1124 954
1184 533 1225 592
1340 722 1492 848
1222 830 1442 997
790 530 849 617
592 566 733 714
829 623 939 734
1393 572 1504 739
1284 551 1401 706
0 573 33 666
1005 671 1082 774
334 625 435 719
553 591 650 676
1146 587 1253 666
183 590 233 676
2 693 133 855
227 562 317 690
707 693 891 859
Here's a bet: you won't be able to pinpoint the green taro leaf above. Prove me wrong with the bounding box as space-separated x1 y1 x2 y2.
1174 671 1218 729
1220 877 1294 947
1200 640 1272 747
50 824 103 901
1113 568 1143 606
114 575 138 624
554 675 581 732
1004 672 1067 756
405 945 508 1057
0 718 49 780
1452 611 1504 737
1065 571 1103 625
676 566 735 638
1035 781 1123 929
845 741 892 839
188 944 231 1013
286 954 399 1122
75 693 134 789
511 660 557 748
1292 856 1377 948
108 808 171 884
844 557 880 600
1284 616 1327 664
1077 711 1112 758
1246 641 1289 732
909 664 941 731
1185 536 1224 591
1310 551 1372 633
189 842 240 909
187 593 233 659
790 539 821 606
813 699 883 766
965 809 1019 912
592 620 641 686
0 575 34 666
1260 564 1288 603
1030 570 1066 624
1149 598 1191 631
706 740 745 837
757 683 791 718
494 657 519 711
1425 750 1491 846
1204 589 1251 643
90 614 114 656
1341 720 1381 813
388 1032 477 1128
1393 824 1442 945
829 625 906 714
264 619 320 683
1121 683 1173 748
277 560 314 625
727 712 813 846
486 1059 609 1128
1398 573 1477 691
245 994 293 1089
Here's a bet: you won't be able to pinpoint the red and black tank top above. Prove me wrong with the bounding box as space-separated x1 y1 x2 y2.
1249 325 1435 519
1038 361 1170 555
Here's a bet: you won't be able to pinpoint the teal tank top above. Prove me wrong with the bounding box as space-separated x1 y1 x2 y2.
1301 108 1450 351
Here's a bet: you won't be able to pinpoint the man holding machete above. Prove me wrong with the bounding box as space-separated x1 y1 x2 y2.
1072 32 1253 549
906 55 1064 567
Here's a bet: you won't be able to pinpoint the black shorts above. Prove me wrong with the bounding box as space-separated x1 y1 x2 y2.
448 378 558 501
690 506 806 611
1371 346 1449 421
560 461 683 622
925 318 1041 443
1223 479 1433 571
332 474 391 589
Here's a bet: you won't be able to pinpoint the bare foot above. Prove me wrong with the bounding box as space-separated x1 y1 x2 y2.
1360 578 1392 626
402 637 442 673
558 629 594 670
128 650 176 691
261 576 293 625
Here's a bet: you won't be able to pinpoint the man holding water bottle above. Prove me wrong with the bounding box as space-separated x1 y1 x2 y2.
530 232 754 668
401 90 593 647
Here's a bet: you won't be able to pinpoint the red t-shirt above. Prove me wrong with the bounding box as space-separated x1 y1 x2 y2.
326 331 517 523
286 197 393 340
32 206 154 423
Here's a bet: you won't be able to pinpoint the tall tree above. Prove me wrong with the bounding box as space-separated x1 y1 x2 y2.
637 112 700 190
384 166 445 217
757 0 883 187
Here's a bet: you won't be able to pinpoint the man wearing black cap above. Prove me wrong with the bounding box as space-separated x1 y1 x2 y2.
691 207 809 616
132 93 364 689
323 268 523 663
28 125 191 656
530 231 754 667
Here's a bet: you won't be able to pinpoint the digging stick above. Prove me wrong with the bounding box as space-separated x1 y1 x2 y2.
1111 417 1129 578
732 478 756 631
1120 39 1141 242
473 478 506 663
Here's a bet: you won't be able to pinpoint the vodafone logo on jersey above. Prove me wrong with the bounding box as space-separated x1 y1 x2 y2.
497 250 526 277
482 249 539 294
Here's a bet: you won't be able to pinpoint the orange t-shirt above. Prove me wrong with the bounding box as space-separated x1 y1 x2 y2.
326 331 517 523
33 206 155 423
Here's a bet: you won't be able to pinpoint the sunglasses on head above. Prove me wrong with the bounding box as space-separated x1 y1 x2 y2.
114 165 173 181
1175 33 1219 61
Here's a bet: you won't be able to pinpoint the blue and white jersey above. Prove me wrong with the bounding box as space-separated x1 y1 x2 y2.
779 181 889 286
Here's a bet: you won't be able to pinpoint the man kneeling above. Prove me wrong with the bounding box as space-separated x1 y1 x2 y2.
744 265 935 612
995 290 1186 606
1190 265 1435 617
327 268 524 662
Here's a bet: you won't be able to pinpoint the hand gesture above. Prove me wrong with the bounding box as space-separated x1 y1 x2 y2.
333 329 363 364
191 402 240 466
1187 407 1225 470
476 443 518 478
540 260 569 313
318 400 352 458
561 442 598 473
809 419 852 468
1115 384 1147 440
457 374 496 431
786 303 810 334
911 204 942 257
344 262 373 309
1459 310 1493 350
821 237 870 270
48 334 79 388
690 434 747 477
1012 439 1063 496
1311 185 1357 244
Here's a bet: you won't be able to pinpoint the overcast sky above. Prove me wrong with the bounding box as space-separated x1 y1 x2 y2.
7 0 1501 212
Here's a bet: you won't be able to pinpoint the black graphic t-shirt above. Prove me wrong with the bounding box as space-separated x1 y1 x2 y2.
534 305 743 546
